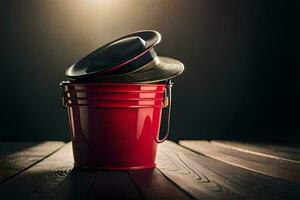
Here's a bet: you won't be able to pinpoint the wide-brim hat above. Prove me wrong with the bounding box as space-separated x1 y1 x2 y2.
65 30 184 83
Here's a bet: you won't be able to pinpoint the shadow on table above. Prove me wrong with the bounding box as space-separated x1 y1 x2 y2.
48 167 150 199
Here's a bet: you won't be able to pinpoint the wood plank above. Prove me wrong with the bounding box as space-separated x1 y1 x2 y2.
129 168 191 200
50 170 144 200
88 171 143 200
157 142 242 200
0 141 65 183
51 160 181 199
52 164 190 200
0 142 143 200
158 141 300 200
0 142 74 199
212 140 300 163
179 140 300 183
2 140 299 200
48 168 95 200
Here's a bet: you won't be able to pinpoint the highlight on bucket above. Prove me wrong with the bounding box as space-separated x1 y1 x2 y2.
60 30 184 170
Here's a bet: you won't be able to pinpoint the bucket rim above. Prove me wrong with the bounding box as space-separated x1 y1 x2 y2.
60 81 167 87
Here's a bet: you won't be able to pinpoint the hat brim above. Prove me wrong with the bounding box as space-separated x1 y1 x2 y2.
66 30 161 78
91 56 184 83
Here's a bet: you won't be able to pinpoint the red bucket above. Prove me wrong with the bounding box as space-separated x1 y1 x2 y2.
60 82 172 170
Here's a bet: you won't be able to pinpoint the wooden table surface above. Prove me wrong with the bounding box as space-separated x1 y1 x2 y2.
0 140 299 200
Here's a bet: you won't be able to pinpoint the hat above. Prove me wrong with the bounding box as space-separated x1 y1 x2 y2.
65 30 184 83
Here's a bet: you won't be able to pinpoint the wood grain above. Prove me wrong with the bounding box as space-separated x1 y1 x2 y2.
157 142 242 200
0 141 64 183
158 141 300 200
130 168 191 200
212 140 300 163
1 141 300 200
0 142 73 200
0 142 142 200
179 140 300 183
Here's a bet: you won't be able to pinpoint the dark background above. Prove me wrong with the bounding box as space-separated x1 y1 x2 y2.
0 0 299 143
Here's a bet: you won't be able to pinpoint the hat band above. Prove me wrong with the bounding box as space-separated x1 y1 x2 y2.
100 49 157 76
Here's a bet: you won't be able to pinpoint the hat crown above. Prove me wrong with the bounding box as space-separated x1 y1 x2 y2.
91 36 146 72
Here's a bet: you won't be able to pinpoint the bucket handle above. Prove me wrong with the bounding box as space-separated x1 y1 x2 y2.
155 80 173 143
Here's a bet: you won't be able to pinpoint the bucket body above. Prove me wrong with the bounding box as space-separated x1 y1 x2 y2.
61 82 166 170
